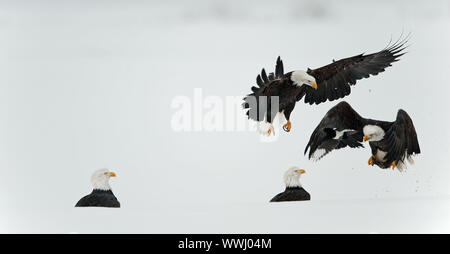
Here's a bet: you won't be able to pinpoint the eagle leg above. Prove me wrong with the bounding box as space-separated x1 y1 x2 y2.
389 161 396 170
267 124 275 136
282 121 291 132
368 155 375 166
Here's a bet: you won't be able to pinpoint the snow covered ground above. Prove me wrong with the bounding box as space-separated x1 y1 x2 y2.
2 197 450 233
1 0 450 233
2 198 450 234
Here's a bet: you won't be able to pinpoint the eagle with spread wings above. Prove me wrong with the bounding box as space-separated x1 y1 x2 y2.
304 101 420 171
243 37 408 136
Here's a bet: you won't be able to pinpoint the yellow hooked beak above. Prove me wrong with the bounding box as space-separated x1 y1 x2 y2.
298 169 306 174
363 135 370 142
109 172 117 177
311 81 318 89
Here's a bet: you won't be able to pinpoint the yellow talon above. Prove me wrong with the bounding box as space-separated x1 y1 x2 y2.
283 121 291 132
267 124 275 136
368 155 375 166
390 161 396 170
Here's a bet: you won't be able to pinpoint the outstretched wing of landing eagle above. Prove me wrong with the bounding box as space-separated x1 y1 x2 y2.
243 37 408 135
303 41 407 105
304 101 366 160
374 110 421 167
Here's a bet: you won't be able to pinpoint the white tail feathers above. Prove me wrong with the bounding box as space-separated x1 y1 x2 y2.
407 155 415 165
395 155 415 172
257 121 273 135
396 161 406 172
311 148 326 161
255 111 287 136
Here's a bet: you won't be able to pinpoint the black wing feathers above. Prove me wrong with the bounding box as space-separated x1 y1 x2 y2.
303 38 408 105
261 68 268 83
275 56 284 78
243 56 301 122
304 101 366 159
377 110 420 165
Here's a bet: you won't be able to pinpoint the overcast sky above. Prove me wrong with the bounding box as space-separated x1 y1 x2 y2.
1 0 450 233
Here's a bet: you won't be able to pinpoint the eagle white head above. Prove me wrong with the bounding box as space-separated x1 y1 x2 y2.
283 167 306 188
363 125 385 142
290 70 318 89
91 168 117 191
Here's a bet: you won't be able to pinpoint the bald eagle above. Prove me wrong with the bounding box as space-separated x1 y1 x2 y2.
243 37 408 136
270 167 310 202
75 168 120 208
304 101 420 171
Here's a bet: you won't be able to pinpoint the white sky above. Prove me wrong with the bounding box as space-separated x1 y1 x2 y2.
1 0 450 233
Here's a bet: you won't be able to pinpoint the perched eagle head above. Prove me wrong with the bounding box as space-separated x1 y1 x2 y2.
290 70 318 89
91 168 117 191
363 125 385 142
283 167 306 188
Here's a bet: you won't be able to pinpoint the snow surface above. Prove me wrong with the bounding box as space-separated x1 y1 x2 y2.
1 0 450 233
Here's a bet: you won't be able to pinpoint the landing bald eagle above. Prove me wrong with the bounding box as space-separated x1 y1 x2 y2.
304 101 420 171
75 168 120 208
243 37 408 136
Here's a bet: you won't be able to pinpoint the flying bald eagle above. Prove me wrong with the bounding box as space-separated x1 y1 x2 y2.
304 101 420 171
75 168 120 208
243 37 408 136
270 167 310 202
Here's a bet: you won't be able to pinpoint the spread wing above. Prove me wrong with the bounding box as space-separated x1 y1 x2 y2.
304 101 367 160
376 109 420 166
243 57 303 123
301 37 408 105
